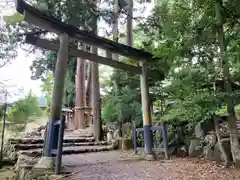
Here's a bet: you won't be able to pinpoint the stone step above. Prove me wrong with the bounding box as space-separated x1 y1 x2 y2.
13 141 108 150
9 137 95 145
64 133 93 137
19 145 114 157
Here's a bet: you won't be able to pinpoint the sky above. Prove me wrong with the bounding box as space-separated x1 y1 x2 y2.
0 0 154 103
0 0 42 103
0 48 42 94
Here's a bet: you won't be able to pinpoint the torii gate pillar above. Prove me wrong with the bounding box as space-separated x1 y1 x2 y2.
35 33 69 169
140 60 154 160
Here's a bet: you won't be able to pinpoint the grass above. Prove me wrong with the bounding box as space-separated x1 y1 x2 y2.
4 112 48 136
0 112 48 150
24 113 48 133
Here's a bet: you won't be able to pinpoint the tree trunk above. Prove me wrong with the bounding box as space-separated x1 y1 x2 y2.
112 0 123 137
86 60 92 127
91 5 102 140
126 0 133 47
215 0 240 164
91 47 101 141
113 80 122 137
86 61 92 101
214 116 230 166
112 0 119 61
74 43 86 129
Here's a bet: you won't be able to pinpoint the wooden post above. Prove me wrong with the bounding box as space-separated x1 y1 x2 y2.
43 33 69 158
55 115 65 175
140 60 154 159
50 33 69 122
35 33 69 169
44 120 54 156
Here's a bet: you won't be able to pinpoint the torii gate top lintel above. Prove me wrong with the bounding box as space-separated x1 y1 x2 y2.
16 0 157 62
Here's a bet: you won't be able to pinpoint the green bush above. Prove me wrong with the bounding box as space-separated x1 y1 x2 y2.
7 91 42 125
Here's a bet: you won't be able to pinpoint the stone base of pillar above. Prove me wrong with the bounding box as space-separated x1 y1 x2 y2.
50 175 65 179
144 153 156 161
34 157 54 170
87 117 92 127
74 108 86 129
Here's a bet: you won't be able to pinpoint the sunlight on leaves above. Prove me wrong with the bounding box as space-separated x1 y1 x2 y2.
3 12 23 25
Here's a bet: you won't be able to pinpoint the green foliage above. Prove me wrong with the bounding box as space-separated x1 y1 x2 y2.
0 30 18 67
102 87 142 125
138 0 240 124
216 104 240 118
63 56 77 107
40 72 54 102
32 51 77 107
3 13 23 25
40 72 53 113
0 106 4 118
7 91 42 124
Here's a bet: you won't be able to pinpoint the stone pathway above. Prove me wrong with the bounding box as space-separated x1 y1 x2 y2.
62 151 240 180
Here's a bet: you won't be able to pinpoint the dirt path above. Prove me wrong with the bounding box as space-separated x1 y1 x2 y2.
62 151 240 180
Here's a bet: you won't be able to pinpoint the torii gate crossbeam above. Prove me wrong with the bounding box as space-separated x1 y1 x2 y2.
25 35 161 79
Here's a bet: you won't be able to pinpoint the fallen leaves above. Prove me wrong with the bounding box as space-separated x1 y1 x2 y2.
64 151 240 180
145 157 240 180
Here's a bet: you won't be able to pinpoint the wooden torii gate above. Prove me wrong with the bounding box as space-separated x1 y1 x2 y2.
16 0 164 166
